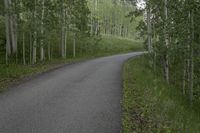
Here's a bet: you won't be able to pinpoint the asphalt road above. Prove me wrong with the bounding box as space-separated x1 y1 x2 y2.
0 52 143 133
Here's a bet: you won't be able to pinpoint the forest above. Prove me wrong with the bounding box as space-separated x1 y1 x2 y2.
0 0 200 132
143 0 200 105
0 0 142 90
0 0 140 64
122 0 200 132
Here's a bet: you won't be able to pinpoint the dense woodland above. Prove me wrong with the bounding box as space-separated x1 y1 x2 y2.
0 0 139 65
0 0 199 104
1 0 200 130
135 0 200 105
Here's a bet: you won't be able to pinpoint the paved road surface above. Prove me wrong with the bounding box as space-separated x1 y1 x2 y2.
0 52 143 133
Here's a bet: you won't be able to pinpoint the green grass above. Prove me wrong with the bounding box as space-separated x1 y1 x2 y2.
74 35 144 58
97 35 143 55
122 56 200 133
0 58 85 92
0 36 143 92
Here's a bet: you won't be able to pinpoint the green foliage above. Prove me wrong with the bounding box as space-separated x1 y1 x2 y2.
123 56 200 133
0 0 142 64
133 0 200 104
88 0 140 38
0 36 143 92
92 35 143 56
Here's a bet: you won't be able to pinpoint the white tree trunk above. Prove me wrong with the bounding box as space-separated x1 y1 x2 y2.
8 0 17 53
40 0 45 61
73 33 76 58
90 14 93 35
32 0 37 64
4 0 11 58
95 0 99 35
61 2 66 58
32 32 37 64
29 33 32 64
164 0 169 83
189 10 194 105
64 30 67 57
22 32 26 65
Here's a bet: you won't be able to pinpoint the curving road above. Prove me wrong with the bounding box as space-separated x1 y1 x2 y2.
0 52 143 133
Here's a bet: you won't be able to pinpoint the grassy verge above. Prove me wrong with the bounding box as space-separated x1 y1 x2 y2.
0 36 143 92
122 56 200 133
0 58 86 92
95 35 143 55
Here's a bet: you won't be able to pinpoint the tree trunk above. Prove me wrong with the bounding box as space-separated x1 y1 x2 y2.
32 0 37 64
48 43 51 60
8 0 17 53
182 60 187 95
95 0 98 35
4 0 11 64
13 0 18 63
90 14 93 35
120 24 122 37
164 0 169 83
32 32 37 64
22 32 26 65
40 0 45 61
64 29 67 57
189 10 194 105
147 5 152 53
60 1 66 58
73 33 76 58
29 33 32 64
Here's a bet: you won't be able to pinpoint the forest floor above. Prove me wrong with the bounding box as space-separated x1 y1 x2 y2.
0 37 143 92
122 56 200 133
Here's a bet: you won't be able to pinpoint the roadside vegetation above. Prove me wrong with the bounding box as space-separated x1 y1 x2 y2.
0 36 143 92
122 56 200 133
0 0 143 92
122 0 200 132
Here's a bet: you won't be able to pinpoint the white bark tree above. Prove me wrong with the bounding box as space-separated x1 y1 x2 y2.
164 0 169 83
40 0 45 61
4 0 17 64
22 32 26 65
32 0 37 64
73 32 76 58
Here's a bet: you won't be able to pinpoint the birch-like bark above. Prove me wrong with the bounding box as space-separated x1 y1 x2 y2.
40 0 45 61
95 0 99 35
4 0 11 59
29 33 32 64
90 14 93 35
22 32 26 65
32 0 37 64
120 24 122 37
64 29 67 57
13 0 18 61
73 33 76 58
32 32 37 64
60 1 66 58
164 0 169 83
189 10 194 105
8 0 17 53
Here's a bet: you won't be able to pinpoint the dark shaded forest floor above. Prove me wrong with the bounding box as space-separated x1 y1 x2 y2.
122 56 200 133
